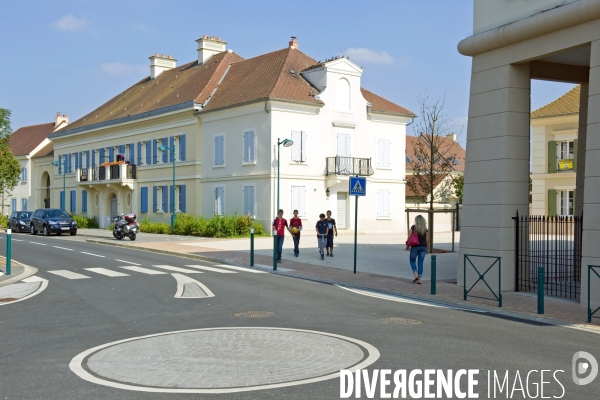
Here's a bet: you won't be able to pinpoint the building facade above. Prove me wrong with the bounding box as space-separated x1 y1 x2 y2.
48 37 415 231
531 86 579 216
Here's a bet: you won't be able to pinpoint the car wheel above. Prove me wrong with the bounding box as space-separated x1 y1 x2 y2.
70 232 76 236
43 225 49 236
30 225 37 235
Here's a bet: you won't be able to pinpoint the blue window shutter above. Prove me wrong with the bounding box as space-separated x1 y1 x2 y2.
86 151 90 168
169 136 175 162
128 143 134 164
92 150 96 167
146 142 151 165
153 140 158 164
141 187 148 213
162 185 168 211
21 198 26 211
109 147 115 162
11 198 16 211
181 185 186 213
99 148 105 164
152 186 158 212
70 190 76 212
74 153 79 170
82 190 87 213
118 145 125 155
180 135 186 161
65 154 70 173
169 185 174 213
60 191 65 210
58 155 62 174
137 142 142 165
162 138 168 163
80 152 83 169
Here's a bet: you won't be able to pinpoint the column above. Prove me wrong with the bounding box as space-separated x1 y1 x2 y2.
458 63 531 291
575 83 588 217
582 40 600 307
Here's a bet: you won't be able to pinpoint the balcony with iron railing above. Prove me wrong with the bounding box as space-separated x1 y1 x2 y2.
77 164 136 188
324 157 374 176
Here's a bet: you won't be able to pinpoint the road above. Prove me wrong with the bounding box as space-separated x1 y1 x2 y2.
0 231 599 399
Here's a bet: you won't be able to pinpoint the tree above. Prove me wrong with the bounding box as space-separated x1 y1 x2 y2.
453 174 464 204
0 108 20 216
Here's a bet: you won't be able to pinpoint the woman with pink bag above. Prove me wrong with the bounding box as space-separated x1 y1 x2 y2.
405 215 428 284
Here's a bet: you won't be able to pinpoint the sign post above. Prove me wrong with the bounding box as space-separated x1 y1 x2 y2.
349 176 366 274
6 228 11 275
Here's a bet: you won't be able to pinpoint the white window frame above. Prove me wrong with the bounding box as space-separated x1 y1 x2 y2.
21 167 27 183
174 135 181 162
242 128 257 165
376 188 391 219
290 185 307 217
70 152 77 173
242 184 256 217
177 185 183 212
558 190 574 216
81 152 87 169
156 186 165 213
377 137 392 169
214 185 225 215
290 129 308 163
213 133 226 168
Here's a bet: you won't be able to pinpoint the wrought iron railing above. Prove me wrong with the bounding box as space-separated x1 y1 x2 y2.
324 157 373 176
77 164 136 183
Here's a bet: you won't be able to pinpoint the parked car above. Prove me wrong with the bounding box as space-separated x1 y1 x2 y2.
30 208 77 236
8 211 33 233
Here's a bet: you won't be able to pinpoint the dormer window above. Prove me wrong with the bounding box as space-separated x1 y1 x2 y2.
335 78 351 112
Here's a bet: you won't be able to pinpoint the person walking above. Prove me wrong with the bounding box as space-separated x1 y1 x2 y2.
273 209 291 263
315 213 329 260
290 209 303 257
325 210 337 257
407 215 428 284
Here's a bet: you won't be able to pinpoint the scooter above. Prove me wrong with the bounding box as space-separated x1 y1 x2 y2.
112 213 139 241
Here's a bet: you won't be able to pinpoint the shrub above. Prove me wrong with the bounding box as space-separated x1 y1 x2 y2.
138 213 266 238
139 217 171 234
0 215 7 228
72 214 99 229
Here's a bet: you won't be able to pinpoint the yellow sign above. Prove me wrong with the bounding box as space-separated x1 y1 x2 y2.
558 159 573 170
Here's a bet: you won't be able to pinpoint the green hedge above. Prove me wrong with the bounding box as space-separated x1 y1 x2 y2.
0 215 7 228
72 214 99 229
139 213 265 238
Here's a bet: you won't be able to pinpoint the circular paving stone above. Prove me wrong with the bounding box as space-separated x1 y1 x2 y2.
70 327 379 394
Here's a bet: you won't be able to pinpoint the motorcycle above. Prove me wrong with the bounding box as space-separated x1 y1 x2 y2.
112 213 139 241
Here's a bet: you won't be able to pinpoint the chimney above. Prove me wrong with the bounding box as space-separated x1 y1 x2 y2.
447 133 457 142
196 35 227 65
149 53 177 79
55 112 68 127
289 36 298 49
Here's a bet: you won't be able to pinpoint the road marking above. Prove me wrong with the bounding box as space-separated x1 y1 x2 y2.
12 239 23 242
184 265 237 274
115 259 140 266
0 278 49 307
81 252 105 258
151 265 203 274
48 270 90 280
171 273 215 298
121 266 167 275
53 246 73 251
22 276 46 282
30 242 47 246
214 264 266 273
85 268 129 277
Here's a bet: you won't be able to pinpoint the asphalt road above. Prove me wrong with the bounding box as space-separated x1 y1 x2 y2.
0 231 599 399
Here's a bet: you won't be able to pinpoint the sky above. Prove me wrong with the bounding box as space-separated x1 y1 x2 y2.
0 0 577 146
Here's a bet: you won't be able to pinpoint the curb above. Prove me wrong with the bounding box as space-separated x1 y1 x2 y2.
0 261 39 287
85 238 600 333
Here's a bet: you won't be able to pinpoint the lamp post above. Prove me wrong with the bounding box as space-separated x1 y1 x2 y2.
158 145 176 228
51 159 66 211
273 138 294 270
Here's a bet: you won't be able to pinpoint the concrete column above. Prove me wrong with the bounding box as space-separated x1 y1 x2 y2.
582 40 600 308
458 63 531 292
575 83 588 217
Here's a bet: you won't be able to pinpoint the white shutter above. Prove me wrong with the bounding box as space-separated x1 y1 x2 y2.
377 140 383 167
249 131 255 162
299 186 307 217
384 140 391 167
346 133 352 157
243 186 254 215
291 186 299 214
301 131 307 161
379 139 391 167
377 189 390 217
243 131 255 162
215 187 225 215
215 136 224 165
291 130 302 161
337 133 351 157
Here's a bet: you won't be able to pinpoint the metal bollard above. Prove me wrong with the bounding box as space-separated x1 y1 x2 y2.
538 266 544 314
250 228 254 267
431 255 436 295
6 228 12 275
273 230 277 271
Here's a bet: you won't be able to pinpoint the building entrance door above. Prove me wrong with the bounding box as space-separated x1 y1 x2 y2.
110 194 118 218
337 192 347 229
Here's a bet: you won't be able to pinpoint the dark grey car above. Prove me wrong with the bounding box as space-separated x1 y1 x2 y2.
8 211 33 233
30 208 77 236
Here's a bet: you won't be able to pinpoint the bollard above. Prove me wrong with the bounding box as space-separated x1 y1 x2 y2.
273 230 277 271
6 228 12 275
250 228 255 267
537 266 544 314
431 255 436 295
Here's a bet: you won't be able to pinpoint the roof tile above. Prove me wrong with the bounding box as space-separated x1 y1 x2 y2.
531 85 580 119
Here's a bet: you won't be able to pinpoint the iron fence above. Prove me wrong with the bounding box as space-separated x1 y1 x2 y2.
513 212 582 299
324 157 374 176
78 165 136 182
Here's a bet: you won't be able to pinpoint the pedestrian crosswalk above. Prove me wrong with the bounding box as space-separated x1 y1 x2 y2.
43 263 264 280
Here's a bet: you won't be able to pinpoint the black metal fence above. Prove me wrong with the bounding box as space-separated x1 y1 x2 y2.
513 212 582 299
324 157 373 176
79 165 136 182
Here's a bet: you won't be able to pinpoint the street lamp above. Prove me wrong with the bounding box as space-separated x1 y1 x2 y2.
158 145 176 228
51 159 66 211
273 137 294 270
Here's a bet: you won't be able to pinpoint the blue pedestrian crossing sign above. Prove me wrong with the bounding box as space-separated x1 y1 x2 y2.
349 176 367 196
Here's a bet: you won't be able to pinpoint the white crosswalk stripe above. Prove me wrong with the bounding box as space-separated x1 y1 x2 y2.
121 266 167 275
84 268 129 277
214 264 266 273
184 265 237 274
151 265 203 274
48 270 90 280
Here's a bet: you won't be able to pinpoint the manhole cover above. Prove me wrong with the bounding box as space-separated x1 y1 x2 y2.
0 298 18 303
379 317 422 325
234 311 276 318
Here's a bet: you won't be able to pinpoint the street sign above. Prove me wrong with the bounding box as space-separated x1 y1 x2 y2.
349 176 366 196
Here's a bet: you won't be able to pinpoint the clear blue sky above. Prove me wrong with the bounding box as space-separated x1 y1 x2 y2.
1 0 576 144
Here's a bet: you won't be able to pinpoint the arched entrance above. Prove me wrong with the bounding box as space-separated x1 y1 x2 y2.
41 172 50 208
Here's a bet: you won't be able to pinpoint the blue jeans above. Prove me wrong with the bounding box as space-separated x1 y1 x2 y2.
409 246 427 277
276 235 285 260
292 232 300 255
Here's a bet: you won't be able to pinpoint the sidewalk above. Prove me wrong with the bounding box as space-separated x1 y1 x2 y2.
0 256 37 287
83 230 599 329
